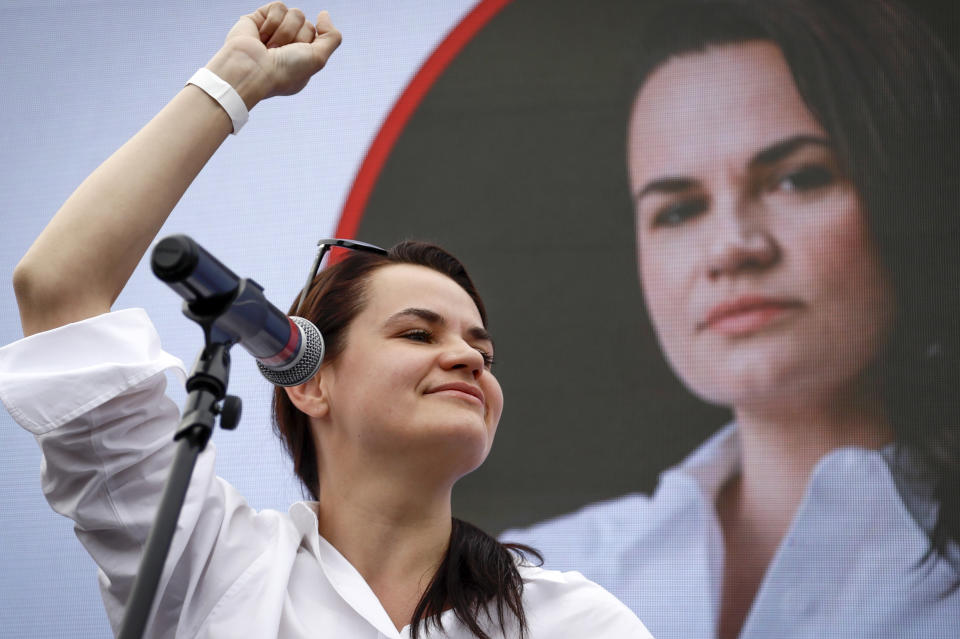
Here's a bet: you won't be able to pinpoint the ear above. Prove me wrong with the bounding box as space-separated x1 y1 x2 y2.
283 369 330 419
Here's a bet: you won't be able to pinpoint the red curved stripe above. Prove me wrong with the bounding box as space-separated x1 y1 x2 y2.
335 0 514 240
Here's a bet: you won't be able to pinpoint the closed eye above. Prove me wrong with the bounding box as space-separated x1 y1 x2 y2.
401 328 433 343
477 349 495 369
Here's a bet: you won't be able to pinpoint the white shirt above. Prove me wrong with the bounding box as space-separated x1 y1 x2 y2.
0 309 652 639
503 424 960 638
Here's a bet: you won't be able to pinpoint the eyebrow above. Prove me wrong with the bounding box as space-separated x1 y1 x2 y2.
748 134 832 168
385 307 494 344
633 134 833 204
634 176 698 204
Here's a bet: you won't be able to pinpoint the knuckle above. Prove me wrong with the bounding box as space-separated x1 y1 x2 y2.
267 2 285 19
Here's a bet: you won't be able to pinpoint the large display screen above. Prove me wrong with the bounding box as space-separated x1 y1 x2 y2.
1 0 957 637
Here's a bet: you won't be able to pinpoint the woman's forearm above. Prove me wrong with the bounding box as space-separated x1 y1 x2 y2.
13 81 236 336
13 4 340 337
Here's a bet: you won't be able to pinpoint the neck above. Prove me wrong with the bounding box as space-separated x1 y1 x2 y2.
731 380 892 520
315 467 454 631
714 381 892 639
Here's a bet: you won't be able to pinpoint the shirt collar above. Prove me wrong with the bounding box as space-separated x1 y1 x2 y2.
662 422 930 520
288 501 403 639
665 423 741 502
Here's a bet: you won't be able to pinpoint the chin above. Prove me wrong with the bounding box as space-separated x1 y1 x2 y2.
687 366 862 413
679 346 840 409
411 419 494 477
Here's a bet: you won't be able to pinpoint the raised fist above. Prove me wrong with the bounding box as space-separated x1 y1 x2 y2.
209 3 342 106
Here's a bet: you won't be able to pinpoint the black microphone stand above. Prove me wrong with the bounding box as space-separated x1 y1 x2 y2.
116 305 242 639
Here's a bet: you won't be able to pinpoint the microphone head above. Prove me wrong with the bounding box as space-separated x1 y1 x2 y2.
257 316 325 387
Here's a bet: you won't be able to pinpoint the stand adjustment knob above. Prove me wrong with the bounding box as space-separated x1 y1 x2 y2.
218 395 243 431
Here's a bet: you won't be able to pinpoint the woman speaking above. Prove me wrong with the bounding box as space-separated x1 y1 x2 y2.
1 4 650 638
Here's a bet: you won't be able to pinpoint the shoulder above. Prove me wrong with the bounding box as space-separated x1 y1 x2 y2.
518 564 654 638
500 493 654 567
501 426 738 569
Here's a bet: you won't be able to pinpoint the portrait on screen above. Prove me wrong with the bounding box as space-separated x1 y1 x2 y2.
355 0 960 635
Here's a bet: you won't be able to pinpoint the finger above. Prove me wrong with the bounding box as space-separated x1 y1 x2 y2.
259 2 288 43
294 19 316 44
265 7 306 48
314 10 336 37
309 10 342 66
265 9 340 98
224 12 262 43
245 3 271 30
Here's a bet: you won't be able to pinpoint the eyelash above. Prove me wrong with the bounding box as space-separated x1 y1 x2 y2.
772 164 835 192
402 329 432 343
650 197 708 229
400 329 495 368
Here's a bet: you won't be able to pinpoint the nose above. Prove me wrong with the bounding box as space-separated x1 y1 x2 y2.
438 340 485 379
705 202 779 280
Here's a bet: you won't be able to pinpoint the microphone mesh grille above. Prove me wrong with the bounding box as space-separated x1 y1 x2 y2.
257 316 325 387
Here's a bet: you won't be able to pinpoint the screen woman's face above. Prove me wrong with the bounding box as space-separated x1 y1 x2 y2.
627 41 894 411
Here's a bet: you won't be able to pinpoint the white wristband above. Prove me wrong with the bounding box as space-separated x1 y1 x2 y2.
186 67 249 134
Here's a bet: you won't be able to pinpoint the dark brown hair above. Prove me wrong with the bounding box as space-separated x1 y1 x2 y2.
272 240 540 638
631 0 960 573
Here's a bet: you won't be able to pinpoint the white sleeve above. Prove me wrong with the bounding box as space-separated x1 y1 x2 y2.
500 494 652 576
0 310 276 638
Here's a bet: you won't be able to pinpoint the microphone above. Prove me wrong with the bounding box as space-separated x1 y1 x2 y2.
150 234 324 387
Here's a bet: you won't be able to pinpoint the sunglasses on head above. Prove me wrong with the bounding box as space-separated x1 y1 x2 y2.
295 238 388 316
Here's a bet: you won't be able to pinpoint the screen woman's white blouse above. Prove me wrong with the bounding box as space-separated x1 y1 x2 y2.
0 309 652 639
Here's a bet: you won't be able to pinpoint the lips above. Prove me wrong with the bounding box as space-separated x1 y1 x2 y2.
699 295 802 334
426 382 485 406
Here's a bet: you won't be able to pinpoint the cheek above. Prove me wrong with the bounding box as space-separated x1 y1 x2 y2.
484 376 505 430
638 235 696 345
793 191 891 313
640 256 673 317
333 350 421 420
775 192 895 389
638 244 710 398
